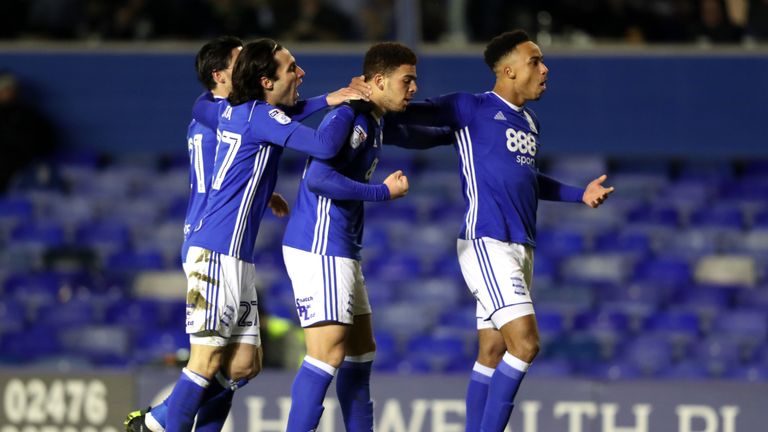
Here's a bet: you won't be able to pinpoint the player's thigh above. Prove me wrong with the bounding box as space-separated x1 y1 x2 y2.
476 328 505 368
346 313 375 356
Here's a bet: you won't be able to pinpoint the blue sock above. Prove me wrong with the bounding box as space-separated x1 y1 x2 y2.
145 399 168 431
165 368 210 432
287 356 336 432
195 374 248 432
336 354 374 432
480 353 529 432
466 362 494 432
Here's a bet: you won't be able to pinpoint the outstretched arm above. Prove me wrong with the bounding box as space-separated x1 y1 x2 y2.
383 123 454 149
191 93 220 130
282 76 371 121
538 173 614 207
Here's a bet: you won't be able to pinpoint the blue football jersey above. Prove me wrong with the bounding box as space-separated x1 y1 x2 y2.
393 91 583 246
182 92 224 260
181 93 331 261
283 105 389 260
186 99 353 263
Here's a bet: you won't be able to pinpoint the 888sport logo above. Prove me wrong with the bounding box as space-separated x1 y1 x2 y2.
505 128 537 166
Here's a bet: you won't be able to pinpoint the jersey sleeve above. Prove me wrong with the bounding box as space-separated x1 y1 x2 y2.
386 92 482 130
383 123 454 149
537 173 585 203
281 105 356 159
191 92 219 130
305 159 390 202
281 95 328 122
247 104 303 146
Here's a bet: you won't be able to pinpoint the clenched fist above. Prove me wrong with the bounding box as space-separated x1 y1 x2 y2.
383 170 409 199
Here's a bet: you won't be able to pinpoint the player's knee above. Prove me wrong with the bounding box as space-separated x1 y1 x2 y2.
510 335 540 363
477 342 506 366
228 359 261 381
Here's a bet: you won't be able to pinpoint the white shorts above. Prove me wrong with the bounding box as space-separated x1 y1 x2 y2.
282 246 371 327
183 246 261 347
457 237 535 330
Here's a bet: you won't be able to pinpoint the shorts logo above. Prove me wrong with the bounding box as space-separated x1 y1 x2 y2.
296 297 314 321
269 108 292 125
350 125 367 149
511 277 526 295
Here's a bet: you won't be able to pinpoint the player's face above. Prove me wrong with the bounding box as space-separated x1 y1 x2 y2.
271 48 305 106
380 64 417 112
507 41 548 103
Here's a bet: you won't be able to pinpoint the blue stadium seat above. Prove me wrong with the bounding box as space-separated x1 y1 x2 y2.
694 335 743 377
622 336 673 376
0 196 34 223
659 360 710 380
75 220 130 257
633 257 692 285
58 325 131 366
37 299 97 328
689 205 744 229
373 304 435 340
365 253 423 282
134 327 188 364
586 360 643 380
105 298 163 332
712 309 768 351
0 299 26 333
593 230 652 255
372 330 399 371
561 254 634 285
406 333 469 373
643 310 701 348
396 278 461 309
626 204 680 227
526 358 574 378
10 221 66 247
106 249 165 271
724 364 768 382
535 228 586 258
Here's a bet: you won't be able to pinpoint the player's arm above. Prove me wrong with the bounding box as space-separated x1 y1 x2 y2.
281 76 371 121
258 105 356 160
536 172 586 203
191 92 219 130
386 92 481 129
383 124 454 149
305 160 394 201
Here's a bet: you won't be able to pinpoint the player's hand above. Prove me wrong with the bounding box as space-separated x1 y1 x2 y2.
582 174 614 208
268 193 290 217
383 170 409 199
325 75 371 106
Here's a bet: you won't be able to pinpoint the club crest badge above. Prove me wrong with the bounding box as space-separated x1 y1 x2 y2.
350 125 367 149
268 108 291 125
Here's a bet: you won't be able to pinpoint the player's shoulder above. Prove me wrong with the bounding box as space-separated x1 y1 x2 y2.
248 101 295 126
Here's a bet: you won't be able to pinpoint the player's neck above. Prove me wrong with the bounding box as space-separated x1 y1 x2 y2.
211 87 228 99
492 83 525 107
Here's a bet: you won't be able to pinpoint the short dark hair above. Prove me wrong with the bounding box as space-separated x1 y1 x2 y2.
362 42 417 80
483 30 531 72
228 39 283 106
195 35 243 90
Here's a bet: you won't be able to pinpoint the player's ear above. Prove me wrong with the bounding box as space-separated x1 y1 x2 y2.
260 76 274 90
505 66 515 79
373 74 385 91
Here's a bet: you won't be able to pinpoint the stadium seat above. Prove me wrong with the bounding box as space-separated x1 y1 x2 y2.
406 333 469 373
622 336 674 376
659 360 710 380
560 254 634 284
586 360 643 380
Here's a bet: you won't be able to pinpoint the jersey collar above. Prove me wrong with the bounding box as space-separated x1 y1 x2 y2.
490 91 523 112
